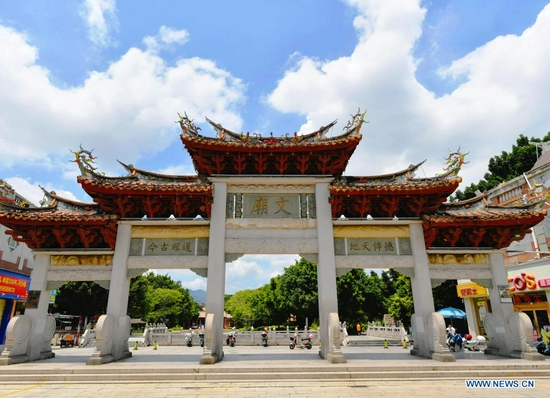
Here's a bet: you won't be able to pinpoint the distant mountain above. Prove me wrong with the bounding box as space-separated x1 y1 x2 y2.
189 289 206 302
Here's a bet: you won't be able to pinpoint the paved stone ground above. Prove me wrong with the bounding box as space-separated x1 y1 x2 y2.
0 343 549 397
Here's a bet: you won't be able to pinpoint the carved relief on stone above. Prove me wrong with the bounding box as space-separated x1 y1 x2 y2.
335 255 414 269
131 226 210 239
428 253 488 265
127 255 208 269
51 255 113 266
224 238 318 254
226 218 316 230
228 184 315 194
333 225 410 238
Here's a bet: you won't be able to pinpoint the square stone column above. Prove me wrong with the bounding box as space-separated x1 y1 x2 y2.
104 223 133 362
483 252 516 357
315 182 345 363
408 223 452 360
25 253 55 361
201 182 227 364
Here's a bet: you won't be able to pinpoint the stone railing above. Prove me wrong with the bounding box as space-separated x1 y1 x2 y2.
148 326 319 346
366 324 408 341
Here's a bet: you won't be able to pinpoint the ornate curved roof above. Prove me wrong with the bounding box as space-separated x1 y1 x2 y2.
422 194 546 249
329 171 462 218
77 167 213 219
178 110 366 176
0 190 118 250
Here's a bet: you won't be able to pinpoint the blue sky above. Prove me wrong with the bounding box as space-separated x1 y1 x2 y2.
2 1 550 293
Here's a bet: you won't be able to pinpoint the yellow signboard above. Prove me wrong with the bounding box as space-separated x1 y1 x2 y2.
456 283 488 298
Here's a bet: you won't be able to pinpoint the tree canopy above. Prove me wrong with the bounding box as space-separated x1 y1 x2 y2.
453 132 550 201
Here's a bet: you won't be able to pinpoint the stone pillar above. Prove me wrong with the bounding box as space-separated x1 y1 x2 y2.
87 224 132 365
201 182 227 364
409 223 453 361
315 182 345 363
25 253 55 362
483 252 542 360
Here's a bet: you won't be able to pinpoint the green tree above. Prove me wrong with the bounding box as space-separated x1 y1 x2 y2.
386 274 413 328
337 269 386 325
433 280 464 310
128 276 149 319
51 281 108 318
225 289 257 327
453 133 550 201
275 258 319 326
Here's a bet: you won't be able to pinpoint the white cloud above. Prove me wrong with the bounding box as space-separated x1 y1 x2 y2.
144 26 190 53
80 0 119 47
268 0 550 188
0 24 245 180
5 177 78 206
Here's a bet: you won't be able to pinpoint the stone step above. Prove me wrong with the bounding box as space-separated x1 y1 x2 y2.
2 364 549 383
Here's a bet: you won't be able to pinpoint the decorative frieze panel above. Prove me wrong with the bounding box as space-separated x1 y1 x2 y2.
129 238 209 256
131 226 210 239
225 238 318 254
50 255 113 266
127 256 208 270
428 253 489 265
334 237 412 256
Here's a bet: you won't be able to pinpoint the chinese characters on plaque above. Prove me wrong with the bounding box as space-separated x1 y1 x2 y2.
334 238 412 256
243 194 299 218
129 238 209 256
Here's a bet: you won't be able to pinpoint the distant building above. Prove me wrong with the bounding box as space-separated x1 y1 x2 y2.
0 179 34 346
458 147 550 340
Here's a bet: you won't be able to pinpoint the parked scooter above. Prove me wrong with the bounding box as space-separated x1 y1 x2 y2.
261 330 269 347
463 334 486 351
185 331 193 347
199 332 205 347
226 332 236 347
289 333 313 350
534 338 550 356
446 333 463 352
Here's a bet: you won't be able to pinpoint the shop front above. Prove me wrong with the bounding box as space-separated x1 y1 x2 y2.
507 262 550 344
0 269 30 345
456 281 490 337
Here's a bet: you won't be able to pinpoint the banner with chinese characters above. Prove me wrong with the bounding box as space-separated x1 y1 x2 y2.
243 194 299 218
0 270 30 300
129 238 209 256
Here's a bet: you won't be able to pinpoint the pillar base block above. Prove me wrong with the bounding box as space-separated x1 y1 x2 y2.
511 350 545 361
86 354 114 365
326 352 347 363
199 352 222 364
39 351 55 360
0 354 29 365
431 351 456 362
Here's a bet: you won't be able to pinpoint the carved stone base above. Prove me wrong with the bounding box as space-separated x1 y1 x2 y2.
326 352 347 363
86 354 114 365
39 351 55 360
431 352 456 362
510 350 545 361
0 353 29 365
484 347 500 356
199 352 222 364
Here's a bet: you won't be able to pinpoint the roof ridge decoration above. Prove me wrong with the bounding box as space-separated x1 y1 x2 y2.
70 145 103 177
437 148 469 178
180 108 366 145
116 161 210 184
38 186 99 213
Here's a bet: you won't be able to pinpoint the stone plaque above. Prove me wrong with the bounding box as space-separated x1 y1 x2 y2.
334 237 411 255
243 194 299 218
130 238 204 256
